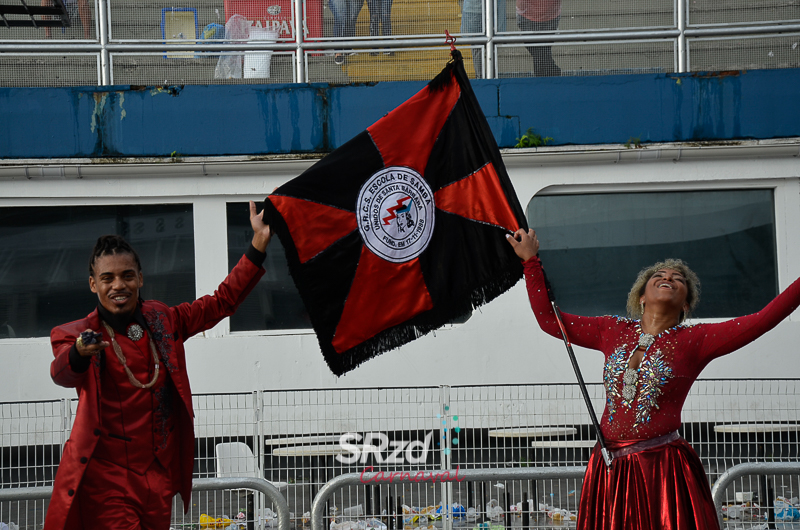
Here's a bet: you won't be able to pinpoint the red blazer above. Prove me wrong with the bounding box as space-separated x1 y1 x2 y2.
45 254 265 530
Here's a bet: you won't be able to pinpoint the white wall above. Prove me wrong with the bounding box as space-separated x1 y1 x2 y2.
1 142 799 403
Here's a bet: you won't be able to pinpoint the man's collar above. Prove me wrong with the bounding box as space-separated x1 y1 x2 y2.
96 302 147 334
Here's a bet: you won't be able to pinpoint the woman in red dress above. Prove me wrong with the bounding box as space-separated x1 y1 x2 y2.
506 228 800 530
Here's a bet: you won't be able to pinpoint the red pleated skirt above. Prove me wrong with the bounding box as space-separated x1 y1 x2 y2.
577 437 720 530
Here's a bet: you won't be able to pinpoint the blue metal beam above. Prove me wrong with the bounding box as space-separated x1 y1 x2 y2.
0 69 798 159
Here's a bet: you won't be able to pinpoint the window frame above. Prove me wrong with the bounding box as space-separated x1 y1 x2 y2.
0 190 477 340
526 177 797 323
2 153 799 342
0 196 206 342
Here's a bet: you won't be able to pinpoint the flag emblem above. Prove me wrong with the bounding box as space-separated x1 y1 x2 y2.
357 166 435 263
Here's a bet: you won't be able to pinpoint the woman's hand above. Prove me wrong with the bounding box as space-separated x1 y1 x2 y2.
250 200 273 252
505 228 539 261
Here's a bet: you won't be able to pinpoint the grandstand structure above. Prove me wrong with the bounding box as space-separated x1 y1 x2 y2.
0 0 798 85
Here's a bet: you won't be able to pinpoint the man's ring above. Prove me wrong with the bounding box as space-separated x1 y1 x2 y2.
76 336 84 348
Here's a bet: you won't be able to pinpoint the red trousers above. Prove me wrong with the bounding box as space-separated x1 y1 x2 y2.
77 458 176 530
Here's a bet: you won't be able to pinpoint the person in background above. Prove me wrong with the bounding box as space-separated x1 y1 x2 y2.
460 0 484 75
45 202 272 530
516 0 561 76
331 0 363 64
461 0 507 77
366 0 393 54
42 0 92 39
507 228 800 530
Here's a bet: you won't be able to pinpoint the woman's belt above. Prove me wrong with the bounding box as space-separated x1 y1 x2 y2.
610 430 681 460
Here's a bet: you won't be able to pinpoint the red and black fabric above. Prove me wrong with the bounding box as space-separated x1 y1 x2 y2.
264 50 528 376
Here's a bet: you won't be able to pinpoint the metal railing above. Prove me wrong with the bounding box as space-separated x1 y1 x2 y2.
0 477 292 530
3 380 800 527
1 0 800 86
311 467 586 530
8 462 800 529
194 477 292 530
711 462 800 529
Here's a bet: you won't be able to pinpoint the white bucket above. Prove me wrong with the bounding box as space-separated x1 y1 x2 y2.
244 28 278 79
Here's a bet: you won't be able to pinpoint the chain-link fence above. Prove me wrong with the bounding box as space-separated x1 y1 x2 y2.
2 380 800 528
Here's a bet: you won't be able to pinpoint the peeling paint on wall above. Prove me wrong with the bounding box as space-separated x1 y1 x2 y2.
0 70 797 159
149 86 184 97
90 92 108 134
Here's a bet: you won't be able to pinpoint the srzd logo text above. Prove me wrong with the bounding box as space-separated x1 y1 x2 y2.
335 432 433 464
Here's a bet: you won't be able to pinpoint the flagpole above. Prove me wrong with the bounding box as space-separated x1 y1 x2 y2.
542 271 613 468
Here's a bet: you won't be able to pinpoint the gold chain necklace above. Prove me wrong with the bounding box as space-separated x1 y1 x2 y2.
102 322 160 389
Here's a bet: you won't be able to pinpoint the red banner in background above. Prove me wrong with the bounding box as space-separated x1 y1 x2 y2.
224 0 323 40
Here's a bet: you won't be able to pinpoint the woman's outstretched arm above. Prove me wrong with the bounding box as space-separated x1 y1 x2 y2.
699 275 800 362
507 229 606 351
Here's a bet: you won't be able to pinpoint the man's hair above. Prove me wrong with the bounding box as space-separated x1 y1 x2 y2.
626 258 701 321
88 235 142 275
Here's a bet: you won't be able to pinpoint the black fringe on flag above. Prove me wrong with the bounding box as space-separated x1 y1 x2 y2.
323 264 523 376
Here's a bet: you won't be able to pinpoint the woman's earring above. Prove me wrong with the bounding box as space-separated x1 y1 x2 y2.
640 300 645 314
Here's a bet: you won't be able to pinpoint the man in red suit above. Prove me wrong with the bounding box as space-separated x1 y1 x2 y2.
46 201 272 530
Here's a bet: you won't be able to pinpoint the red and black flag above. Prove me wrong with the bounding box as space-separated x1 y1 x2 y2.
264 50 528 376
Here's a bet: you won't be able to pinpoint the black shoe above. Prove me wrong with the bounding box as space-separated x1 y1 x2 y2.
334 54 345 65
383 51 395 56
370 51 379 56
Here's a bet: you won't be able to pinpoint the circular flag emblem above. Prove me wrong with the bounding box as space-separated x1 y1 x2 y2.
357 166 435 263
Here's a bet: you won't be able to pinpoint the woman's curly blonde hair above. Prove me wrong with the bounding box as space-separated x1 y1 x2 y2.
626 258 701 321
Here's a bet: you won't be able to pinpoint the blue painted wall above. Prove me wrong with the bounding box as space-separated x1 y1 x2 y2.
1 68 798 159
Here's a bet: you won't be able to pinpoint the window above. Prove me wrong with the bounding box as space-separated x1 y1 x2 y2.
0 204 195 339
226 202 311 331
527 189 777 318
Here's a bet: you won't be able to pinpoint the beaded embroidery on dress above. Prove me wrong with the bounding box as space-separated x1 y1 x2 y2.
603 318 686 430
603 345 628 423
634 351 673 426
